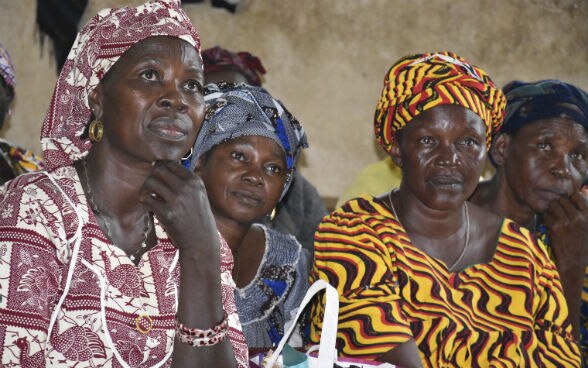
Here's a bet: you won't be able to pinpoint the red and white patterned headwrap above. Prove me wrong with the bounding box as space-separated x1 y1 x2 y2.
40 0 201 170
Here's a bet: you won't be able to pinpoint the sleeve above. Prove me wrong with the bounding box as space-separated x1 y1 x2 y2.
0 178 68 366
529 232 581 366
309 206 412 360
283 247 311 347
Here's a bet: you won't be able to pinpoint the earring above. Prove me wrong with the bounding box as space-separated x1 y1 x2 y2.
88 120 104 142
269 207 277 221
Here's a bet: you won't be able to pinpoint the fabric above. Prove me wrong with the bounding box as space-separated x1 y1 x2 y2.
374 52 506 154
0 138 44 180
260 172 327 255
335 157 402 208
310 196 580 367
0 166 249 367
235 224 310 348
0 41 15 98
501 79 588 134
40 0 201 171
192 83 308 197
202 46 266 86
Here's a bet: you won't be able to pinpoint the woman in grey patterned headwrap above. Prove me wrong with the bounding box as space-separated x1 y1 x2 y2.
192 83 311 348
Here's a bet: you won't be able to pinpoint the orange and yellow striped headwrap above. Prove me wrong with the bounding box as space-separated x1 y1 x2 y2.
374 52 506 154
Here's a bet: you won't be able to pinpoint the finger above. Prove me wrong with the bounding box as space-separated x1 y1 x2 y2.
556 195 580 220
141 162 190 202
570 191 588 211
544 199 567 227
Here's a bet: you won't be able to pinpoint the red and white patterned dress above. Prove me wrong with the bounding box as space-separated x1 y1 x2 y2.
0 165 248 367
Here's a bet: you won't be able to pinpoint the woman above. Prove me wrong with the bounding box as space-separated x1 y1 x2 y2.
310 52 580 367
0 41 43 185
0 1 247 367
191 83 310 349
470 79 588 362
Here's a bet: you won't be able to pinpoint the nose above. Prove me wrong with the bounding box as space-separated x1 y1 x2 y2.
157 81 188 113
243 166 264 187
435 144 459 167
550 154 572 179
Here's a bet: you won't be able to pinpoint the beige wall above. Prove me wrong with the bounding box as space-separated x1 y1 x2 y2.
1 0 587 200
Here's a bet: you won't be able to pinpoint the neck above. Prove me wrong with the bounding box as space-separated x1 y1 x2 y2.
393 189 465 239
214 216 251 253
470 173 535 228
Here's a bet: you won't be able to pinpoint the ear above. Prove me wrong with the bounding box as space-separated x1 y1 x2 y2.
389 142 403 168
489 133 511 167
88 85 104 120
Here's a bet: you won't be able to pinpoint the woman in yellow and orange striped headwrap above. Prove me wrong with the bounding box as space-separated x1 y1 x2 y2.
310 52 580 367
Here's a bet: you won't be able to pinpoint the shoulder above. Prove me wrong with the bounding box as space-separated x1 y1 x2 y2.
260 225 302 265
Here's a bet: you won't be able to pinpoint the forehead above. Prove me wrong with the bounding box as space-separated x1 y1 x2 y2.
515 117 588 144
215 135 285 155
403 105 486 135
107 36 202 73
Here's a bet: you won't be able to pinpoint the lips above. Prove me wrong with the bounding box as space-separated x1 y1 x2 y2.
232 190 263 206
536 189 567 202
429 175 464 189
148 116 189 141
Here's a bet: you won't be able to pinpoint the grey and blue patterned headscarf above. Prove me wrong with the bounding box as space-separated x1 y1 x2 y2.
501 79 588 134
192 83 308 198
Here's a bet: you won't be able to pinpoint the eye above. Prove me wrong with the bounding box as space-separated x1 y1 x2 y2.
230 151 245 161
265 163 282 174
459 137 480 147
140 69 159 81
184 79 203 93
537 142 552 150
571 151 585 160
418 136 434 145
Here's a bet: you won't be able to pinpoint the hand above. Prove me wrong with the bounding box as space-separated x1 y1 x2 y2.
543 191 588 271
139 161 218 255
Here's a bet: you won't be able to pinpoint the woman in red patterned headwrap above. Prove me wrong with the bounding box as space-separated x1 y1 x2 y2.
0 1 247 367
309 52 580 367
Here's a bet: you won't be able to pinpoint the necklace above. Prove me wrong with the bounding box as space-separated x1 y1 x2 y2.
387 190 470 271
81 160 151 262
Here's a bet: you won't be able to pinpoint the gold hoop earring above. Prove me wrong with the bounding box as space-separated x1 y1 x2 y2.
88 120 104 143
269 207 277 221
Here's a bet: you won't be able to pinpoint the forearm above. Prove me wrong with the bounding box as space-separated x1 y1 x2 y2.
172 247 236 367
558 264 585 339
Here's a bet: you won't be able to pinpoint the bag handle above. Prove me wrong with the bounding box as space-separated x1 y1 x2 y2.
265 279 339 367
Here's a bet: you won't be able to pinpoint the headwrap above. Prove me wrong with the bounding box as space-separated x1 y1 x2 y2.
500 79 588 134
0 42 15 99
192 83 308 198
40 0 201 170
202 46 266 86
374 52 506 154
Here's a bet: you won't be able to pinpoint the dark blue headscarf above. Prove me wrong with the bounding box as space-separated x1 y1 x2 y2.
500 79 588 134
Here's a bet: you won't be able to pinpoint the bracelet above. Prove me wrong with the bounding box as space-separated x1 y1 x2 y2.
175 312 228 347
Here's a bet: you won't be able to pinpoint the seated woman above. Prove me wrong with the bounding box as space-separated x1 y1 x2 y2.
0 1 247 367
191 83 311 349
310 52 580 367
470 79 588 361
0 41 43 185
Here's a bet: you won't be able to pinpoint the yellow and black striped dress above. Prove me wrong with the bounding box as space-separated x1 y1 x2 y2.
310 196 580 367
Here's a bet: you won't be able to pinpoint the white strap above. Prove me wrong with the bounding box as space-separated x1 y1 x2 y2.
265 279 339 367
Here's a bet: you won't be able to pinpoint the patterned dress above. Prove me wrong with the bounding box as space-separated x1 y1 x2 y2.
310 196 580 367
235 224 310 349
0 166 248 367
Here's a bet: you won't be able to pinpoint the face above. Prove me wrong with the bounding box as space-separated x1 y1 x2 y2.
391 104 487 209
89 36 205 162
494 117 588 213
196 135 287 225
204 69 249 85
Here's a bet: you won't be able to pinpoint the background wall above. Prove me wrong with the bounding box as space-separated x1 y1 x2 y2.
0 0 587 202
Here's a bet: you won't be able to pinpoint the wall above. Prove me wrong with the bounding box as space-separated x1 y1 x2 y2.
1 0 586 201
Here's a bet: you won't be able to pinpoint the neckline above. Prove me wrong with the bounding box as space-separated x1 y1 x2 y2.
371 195 505 274
235 223 269 292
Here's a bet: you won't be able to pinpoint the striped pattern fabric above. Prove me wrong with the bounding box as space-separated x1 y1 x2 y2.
310 196 580 367
374 52 506 155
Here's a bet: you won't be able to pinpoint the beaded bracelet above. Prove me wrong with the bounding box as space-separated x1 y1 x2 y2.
175 313 229 347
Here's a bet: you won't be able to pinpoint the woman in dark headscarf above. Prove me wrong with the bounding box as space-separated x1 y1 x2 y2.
191 83 310 349
0 1 247 367
471 79 588 363
310 53 580 367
